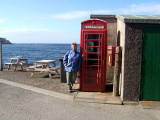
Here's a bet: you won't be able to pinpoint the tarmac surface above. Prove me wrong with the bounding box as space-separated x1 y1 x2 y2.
0 69 122 104
0 80 160 120
0 68 160 119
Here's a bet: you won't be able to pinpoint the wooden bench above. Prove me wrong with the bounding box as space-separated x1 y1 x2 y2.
27 66 60 78
5 62 33 71
5 63 18 71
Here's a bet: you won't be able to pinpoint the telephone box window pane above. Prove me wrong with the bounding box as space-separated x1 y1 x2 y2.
87 47 100 52
88 54 98 59
84 66 99 84
88 41 99 46
85 34 99 39
84 78 97 84
87 60 98 65
87 54 101 60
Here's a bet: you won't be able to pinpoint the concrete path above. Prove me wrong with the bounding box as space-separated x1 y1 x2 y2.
74 91 122 104
0 79 74 101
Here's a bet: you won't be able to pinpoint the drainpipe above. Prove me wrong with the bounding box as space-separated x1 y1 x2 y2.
0 40 2 71
113 46 121 96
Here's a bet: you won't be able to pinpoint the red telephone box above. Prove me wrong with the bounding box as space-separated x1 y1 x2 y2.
80 19 107 92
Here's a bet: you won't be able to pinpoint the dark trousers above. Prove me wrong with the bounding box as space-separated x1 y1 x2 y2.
66 71 77 90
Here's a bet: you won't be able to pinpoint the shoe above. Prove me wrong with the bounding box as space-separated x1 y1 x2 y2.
69 86 72 90
68 89 73 93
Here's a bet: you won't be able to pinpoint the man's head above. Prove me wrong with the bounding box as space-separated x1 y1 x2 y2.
71 42 77 50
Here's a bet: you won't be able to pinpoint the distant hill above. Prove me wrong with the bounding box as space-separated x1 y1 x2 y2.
0 38 12 44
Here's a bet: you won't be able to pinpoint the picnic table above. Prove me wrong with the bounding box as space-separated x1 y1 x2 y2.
5 58 32 71
27 60 60 78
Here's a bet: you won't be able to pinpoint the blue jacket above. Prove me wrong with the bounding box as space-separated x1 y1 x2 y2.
63 50 81 72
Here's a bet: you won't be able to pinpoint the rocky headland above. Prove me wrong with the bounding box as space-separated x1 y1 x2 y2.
0 37 12 44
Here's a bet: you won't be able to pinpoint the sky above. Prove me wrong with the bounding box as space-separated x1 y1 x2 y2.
0 0 160 44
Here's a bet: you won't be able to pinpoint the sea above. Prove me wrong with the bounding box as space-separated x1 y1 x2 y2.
2 43 80 66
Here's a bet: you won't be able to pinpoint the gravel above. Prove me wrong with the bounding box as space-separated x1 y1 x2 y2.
0 67 74 95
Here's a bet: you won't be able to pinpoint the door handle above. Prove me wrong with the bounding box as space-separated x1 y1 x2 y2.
82 54 85 59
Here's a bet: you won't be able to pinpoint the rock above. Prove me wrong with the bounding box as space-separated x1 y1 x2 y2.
0 37 12 44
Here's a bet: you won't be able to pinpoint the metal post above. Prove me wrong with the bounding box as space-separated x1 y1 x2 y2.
0 40 2 71
113 46 121 96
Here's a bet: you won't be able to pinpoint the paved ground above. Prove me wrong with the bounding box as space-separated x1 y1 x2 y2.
140 101 160 109
0 69 73 95
0 69 122 104
1 68 160 120
1 83 160 120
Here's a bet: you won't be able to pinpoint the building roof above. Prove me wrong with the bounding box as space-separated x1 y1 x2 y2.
90 14 160 24
91 14 116 18
116 15 160 24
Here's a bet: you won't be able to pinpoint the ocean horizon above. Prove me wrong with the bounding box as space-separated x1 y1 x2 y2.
2 43 80 66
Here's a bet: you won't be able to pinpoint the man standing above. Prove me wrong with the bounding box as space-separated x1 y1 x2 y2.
63 42 81 92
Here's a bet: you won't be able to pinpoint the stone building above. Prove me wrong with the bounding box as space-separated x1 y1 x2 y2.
90 15 160 103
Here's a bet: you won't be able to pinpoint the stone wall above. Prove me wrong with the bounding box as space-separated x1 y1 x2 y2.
90 15 117 83
123 23 143 102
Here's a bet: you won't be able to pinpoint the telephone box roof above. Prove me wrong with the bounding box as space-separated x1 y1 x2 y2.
81 18 107 24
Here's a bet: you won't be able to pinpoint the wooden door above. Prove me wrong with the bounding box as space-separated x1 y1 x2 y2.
140 27 160 101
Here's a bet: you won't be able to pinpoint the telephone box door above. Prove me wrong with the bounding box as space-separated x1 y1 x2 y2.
80 19 107 92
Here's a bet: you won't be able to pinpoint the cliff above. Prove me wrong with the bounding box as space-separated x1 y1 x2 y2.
0 38 12 44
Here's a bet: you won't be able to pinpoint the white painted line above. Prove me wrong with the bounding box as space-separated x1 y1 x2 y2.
0 79 74 101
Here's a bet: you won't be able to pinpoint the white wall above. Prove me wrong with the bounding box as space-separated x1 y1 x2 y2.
117 19 125 101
